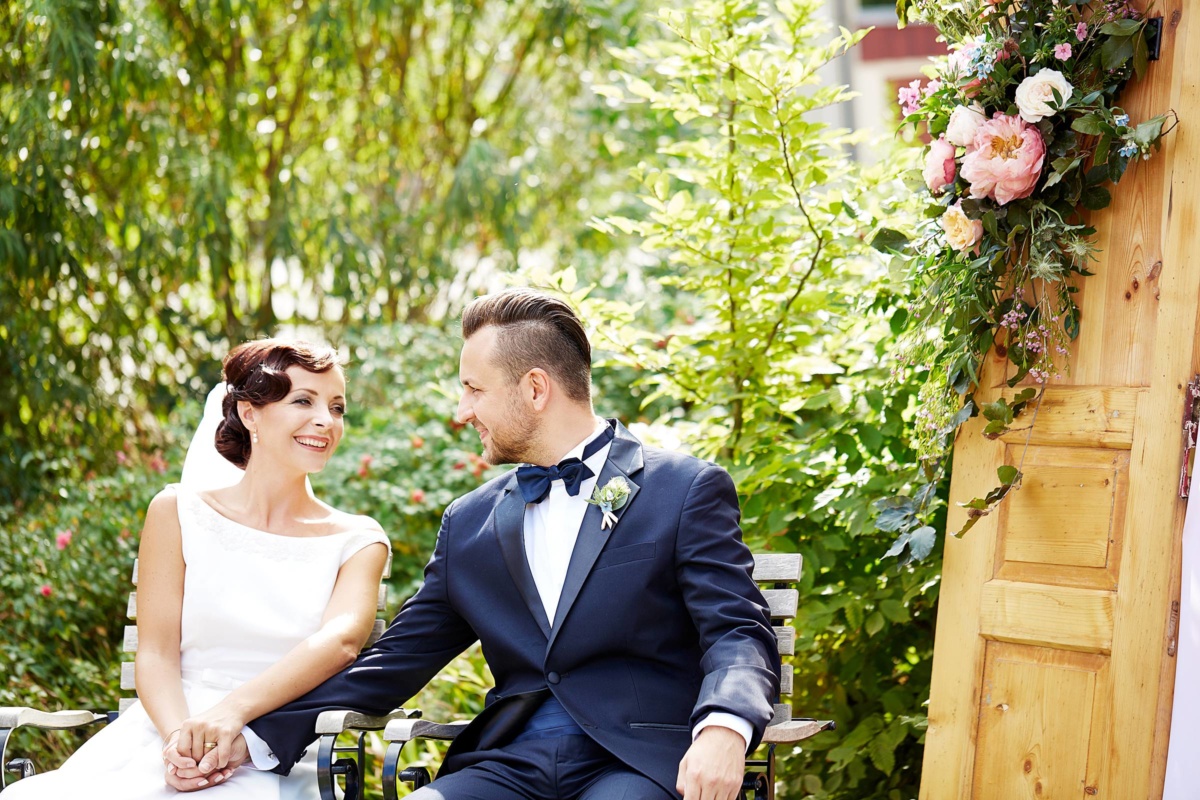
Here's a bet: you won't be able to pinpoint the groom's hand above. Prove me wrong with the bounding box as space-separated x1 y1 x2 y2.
676 726 746 800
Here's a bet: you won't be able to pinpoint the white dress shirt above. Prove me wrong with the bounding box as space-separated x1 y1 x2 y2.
244 420 752 769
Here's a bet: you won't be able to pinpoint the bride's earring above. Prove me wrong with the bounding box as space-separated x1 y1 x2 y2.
251 429 259 444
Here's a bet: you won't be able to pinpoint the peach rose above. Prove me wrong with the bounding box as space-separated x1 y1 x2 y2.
923 136 957 194
960 113 1046 205
939 202 984 253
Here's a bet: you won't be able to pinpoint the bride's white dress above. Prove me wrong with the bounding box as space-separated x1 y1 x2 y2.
5 484 389 799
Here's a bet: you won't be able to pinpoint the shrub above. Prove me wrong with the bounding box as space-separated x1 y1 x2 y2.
0 447 179 765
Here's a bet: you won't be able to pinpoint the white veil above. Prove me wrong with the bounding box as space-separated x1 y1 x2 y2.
179 384 245 492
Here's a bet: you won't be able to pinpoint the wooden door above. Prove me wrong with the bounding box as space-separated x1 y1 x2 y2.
920 4 1197 798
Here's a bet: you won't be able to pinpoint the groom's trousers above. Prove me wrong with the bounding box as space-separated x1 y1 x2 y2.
407 734 675 800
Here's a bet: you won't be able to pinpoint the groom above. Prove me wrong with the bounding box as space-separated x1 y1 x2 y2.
182 288 780 799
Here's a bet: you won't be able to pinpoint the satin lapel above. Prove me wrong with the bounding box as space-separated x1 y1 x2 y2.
548 426 644 649
493 481 552 638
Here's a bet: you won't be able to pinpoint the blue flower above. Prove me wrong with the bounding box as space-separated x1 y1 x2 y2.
1119 142 1138 158
1114 114 1130 127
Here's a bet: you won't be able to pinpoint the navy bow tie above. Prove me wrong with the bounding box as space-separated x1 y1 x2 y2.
516 425 615 504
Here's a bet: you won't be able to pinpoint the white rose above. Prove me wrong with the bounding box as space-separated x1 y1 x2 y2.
1014 69 1074 123
946 104 987 148
939 202 983 253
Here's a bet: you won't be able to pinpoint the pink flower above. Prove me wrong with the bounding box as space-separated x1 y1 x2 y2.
1076 22 1088 41
56 529 73 550
897 79 923 116
923 136 957 194
1054 43 1072 60
411 488 426 504
39 584 53 598
923 79 942 97
961 113 1046 205
116 451 127 466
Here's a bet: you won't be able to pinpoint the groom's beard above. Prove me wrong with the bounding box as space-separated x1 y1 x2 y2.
480 398 541 466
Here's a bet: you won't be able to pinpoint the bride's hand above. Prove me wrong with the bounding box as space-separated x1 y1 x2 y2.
177 705 248 769
161 729 197 773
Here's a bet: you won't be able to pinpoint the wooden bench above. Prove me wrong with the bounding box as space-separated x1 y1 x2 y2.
0 555 404 800
376 551 834 800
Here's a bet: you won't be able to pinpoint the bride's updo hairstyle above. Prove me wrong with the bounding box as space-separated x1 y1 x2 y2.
215 338 343 467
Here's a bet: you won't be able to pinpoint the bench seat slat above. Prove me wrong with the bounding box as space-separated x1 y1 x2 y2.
752 553 802 582
763 589 798 619
773 625 794 655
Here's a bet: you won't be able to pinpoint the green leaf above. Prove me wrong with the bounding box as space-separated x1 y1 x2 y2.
908 526 937 561
1101 35 1136 71
870 227 909 254
1101 18 1142 37
1081 184 1113 211
1071 114 1107 136
981 398 1014 424
997 465 1020 485
865 611 885 636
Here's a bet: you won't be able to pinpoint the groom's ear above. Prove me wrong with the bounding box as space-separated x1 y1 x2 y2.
526 368 552 411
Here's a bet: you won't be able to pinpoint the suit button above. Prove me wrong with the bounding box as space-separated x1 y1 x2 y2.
547 671 561 684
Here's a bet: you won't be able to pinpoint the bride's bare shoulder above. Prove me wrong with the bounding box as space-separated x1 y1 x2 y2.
320 504 385 536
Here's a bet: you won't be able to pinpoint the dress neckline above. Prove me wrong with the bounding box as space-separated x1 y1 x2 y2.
181 484 364 541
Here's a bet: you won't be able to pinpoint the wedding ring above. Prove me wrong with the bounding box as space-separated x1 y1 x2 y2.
204 742 218 750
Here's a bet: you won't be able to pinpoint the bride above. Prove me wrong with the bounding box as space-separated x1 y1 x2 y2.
3 339 390 798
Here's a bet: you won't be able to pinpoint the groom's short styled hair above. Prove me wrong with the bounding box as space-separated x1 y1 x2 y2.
462 289 592 403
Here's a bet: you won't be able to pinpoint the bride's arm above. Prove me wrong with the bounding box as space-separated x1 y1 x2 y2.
134 490 194 752
175 536 389 767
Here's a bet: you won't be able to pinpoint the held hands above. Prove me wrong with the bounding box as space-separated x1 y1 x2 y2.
176 703 249 768
161 729 243 791
676 725 747 800
161 703 252 792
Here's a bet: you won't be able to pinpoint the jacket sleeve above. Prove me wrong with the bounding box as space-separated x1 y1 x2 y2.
676 464 781 751
248 501 479 775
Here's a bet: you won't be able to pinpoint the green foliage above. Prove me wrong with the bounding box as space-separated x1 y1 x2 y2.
578 1 940 795
0 0 659 503
0 449 176 765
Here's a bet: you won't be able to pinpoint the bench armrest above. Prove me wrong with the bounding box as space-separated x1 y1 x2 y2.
0 707 106 731
383 717 470 745
314 708 412 735
761 718 835 744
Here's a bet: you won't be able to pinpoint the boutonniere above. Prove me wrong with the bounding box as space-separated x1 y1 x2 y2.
587 477 631 530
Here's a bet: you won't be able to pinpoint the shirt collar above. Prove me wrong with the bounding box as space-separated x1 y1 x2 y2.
561 419 613 474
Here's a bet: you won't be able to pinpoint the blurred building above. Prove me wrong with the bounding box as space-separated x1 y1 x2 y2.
817 0 948 161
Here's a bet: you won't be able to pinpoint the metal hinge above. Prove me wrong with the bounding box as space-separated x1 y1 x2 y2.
1179 376 1200 498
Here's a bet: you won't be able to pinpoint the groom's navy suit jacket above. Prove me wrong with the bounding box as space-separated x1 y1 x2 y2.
250 421 780 796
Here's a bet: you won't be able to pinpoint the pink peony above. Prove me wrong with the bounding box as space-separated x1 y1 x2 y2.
1076 22 1088 41
39 584 53 598
1054 43 1072 60
923 136 957 194
961 113 1046 205
56 529 73 550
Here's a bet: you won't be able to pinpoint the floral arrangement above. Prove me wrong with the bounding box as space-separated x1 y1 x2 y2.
876 0 1174 562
